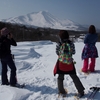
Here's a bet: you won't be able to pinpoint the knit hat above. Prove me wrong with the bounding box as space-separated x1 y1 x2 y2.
59 30 69 40
1 27 10 36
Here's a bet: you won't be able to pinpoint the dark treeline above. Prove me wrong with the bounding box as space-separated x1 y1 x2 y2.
0 22 100 42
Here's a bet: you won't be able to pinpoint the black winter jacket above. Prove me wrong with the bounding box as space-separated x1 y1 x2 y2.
0 36 17 58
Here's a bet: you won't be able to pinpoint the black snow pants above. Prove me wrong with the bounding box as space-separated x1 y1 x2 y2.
57 74 85 94
1 55 17 85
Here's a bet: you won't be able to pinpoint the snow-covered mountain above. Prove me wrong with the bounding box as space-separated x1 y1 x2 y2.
0 11 86 31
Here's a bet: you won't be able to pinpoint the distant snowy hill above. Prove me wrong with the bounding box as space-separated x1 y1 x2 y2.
0 11 86 31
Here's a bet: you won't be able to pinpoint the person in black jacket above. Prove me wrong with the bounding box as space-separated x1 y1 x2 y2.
0 27 17 86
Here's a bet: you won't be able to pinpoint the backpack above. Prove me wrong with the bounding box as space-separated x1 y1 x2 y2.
58 42 73 64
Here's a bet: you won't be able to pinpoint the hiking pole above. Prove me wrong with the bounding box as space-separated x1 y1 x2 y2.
87 89 96 100
91 88 99 100
90 87 100 100
87 87 100 100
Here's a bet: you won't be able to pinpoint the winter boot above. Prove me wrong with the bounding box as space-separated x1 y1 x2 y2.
57 79 67 97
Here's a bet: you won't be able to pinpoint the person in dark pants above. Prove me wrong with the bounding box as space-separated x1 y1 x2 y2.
53 30 85 98
0 27 17 86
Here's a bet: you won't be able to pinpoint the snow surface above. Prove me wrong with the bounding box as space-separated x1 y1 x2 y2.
0 40 100 100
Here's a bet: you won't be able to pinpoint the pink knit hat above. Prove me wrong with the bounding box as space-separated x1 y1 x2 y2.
1 27 10 36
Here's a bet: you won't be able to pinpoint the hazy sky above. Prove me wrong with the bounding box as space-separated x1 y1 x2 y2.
0 0 100 29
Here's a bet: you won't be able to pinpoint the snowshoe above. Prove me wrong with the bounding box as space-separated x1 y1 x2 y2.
58 88 68 98
10 83 25 88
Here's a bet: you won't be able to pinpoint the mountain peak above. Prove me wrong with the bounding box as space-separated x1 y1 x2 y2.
0 11 86 31
39 10 48 14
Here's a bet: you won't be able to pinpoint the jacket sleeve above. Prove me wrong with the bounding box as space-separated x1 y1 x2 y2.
84 34 89 44
70 42 76 55
9 38 17 46
56 42 61 55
